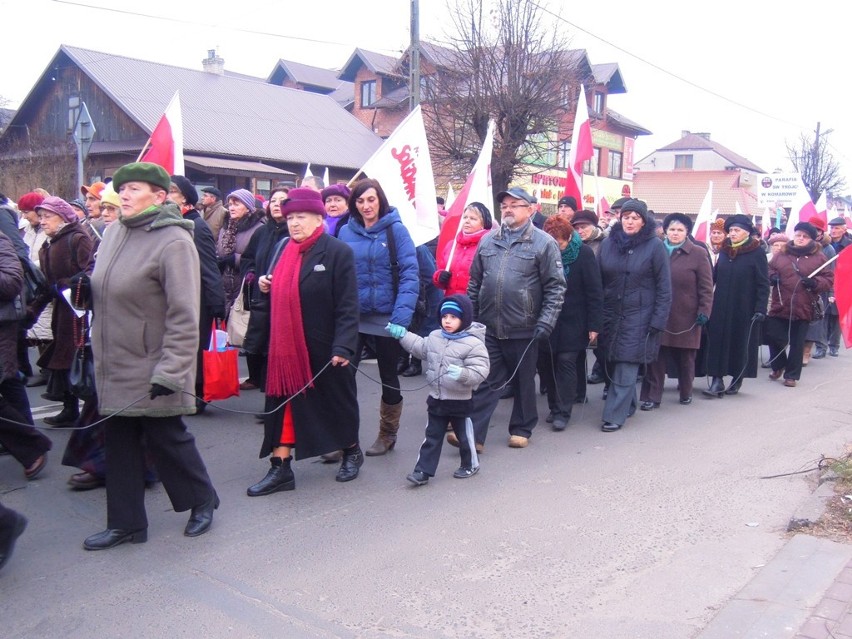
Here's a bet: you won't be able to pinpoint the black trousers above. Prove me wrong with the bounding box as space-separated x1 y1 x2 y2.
0 396 51 469
104 415 214 531
414 402 478 476
765 317 809 381
351 334 403 405
540 349 580 421
469 334 539 444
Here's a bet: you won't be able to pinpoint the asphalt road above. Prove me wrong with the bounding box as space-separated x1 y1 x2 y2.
2 347 851 638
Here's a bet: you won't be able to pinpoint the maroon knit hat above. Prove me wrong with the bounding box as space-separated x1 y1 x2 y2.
321 183 351 203
281 187 327 218
17 192 45 212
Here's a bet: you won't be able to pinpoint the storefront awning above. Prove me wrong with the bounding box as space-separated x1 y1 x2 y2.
184 155 296 178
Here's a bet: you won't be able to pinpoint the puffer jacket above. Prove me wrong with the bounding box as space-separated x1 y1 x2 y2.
433 228 489 296
468 221 565 339
400 322 490 400
338 207 419 328
768 240 832 321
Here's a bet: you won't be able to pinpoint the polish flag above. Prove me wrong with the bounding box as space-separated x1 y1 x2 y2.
784 176 818 235
141 91 184 175
814 191 828 225
358 105 439 246
304 163 313 179
563 84 593 204
693 182 713 243
834 247 852 349
436 119 495 268
598 195 610 220
445 183 456 209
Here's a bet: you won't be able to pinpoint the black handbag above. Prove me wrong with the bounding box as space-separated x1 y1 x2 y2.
68 286 96 399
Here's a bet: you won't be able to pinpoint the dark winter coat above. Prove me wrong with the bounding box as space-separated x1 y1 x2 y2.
217 212 264 310
261 233 360 460
183 210 225 316
661 240 714 350
0 205 30 260
704 237 770 378
768 241 832 322
549 243 603 353
0 233 24 383
239 219 289 355
468 221 566 339
338 207 419 328
599 222 672 364
33 222 95 370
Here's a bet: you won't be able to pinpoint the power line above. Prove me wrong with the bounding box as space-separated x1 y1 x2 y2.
48 0 403 55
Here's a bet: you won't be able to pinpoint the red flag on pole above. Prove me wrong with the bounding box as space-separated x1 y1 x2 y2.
835 248 852 349
563 85 593 203
140 91 184 175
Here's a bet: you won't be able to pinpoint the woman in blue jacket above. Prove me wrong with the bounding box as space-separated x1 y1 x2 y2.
338 179 419 456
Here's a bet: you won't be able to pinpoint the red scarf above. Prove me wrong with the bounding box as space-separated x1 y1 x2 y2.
266 226 324 396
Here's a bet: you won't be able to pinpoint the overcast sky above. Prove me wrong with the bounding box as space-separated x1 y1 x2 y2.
2 0 849 192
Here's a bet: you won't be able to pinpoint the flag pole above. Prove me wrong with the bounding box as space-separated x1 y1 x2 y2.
444 232 460 270
808 252 840 278
346 169 364 187
136 136 153 162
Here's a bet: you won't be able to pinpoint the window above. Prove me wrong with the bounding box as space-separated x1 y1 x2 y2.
674 154 693 169
593 92 605 114
360 80 377 107
557 140 570 169
583 148 601 175
608 151 623 179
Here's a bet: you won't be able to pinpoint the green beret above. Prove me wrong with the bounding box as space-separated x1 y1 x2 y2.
111 162 171 192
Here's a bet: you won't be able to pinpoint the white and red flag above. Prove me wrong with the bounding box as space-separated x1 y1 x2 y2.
358 105 438 246
140 91 184 176
436 119 495 267
834 247 852 349
563 84 593 204
814 190 828 225
784 176 818 235
693 182 713 243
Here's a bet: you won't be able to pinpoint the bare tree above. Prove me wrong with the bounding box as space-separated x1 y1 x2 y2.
787 123 847 201
421 0 588 209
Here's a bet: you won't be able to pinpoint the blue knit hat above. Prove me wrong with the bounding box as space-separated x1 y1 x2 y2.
439 294 473 331
227 188 256 213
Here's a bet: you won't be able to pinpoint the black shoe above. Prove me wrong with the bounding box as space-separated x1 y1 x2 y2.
724 379 742 395
407 470 429 486
552 418 569 431
601 422 621 432
194 400 207 415
247 457 295 496
702 377 725 398
336 445 364 482
43 407 79 427
396 354 409 374
545 411 555 424
640 401 660 411
679 396 692 405
812 346 827 359
587 373 605 385
829 346 840 357
184 491 220 537
0 512 27 571
83 528 147 551
453 466 479 479
401 360 422 377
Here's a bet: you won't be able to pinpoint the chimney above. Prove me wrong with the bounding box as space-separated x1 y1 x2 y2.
202 49 225 75
681 130 691 138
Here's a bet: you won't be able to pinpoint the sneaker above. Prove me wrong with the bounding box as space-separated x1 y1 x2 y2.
601 422 622 432
406 471 429 486
508 435 528 448
453 466 479 479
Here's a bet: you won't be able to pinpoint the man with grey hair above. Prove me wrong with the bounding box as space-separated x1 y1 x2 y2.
301 175 325 192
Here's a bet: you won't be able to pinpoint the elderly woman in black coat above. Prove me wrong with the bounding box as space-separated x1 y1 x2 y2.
247 188 361 496
598 199 671 431
702 215 770 397
540 214 602 431
640 213 714 408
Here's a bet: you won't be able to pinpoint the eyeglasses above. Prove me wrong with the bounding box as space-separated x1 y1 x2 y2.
500 203 530 211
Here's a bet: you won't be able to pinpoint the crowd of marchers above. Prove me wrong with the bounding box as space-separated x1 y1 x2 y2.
0 166 846 567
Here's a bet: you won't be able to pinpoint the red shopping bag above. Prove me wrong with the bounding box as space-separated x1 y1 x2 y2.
203 322 240 402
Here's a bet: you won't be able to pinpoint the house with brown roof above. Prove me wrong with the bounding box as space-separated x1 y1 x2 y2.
338 48 408 137
633 131 765 216
0 46 382 199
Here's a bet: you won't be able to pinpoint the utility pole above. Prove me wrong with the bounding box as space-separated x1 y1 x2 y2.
810 122 821 202
409 0 421 110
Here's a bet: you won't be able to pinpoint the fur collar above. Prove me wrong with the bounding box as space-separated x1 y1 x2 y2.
719 236 761 258
783 240 820 257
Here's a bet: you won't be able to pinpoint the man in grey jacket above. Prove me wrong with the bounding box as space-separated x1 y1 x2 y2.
464 187 565 449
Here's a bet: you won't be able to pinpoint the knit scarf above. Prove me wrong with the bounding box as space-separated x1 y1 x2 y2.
721 236 760 259
560 231 582 277
664 238 685 256
266 226 324 397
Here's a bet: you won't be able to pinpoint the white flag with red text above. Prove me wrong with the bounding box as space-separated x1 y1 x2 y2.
142 91 184 176
358 105 438 246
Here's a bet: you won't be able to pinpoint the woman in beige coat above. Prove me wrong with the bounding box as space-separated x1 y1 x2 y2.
84 162 218 551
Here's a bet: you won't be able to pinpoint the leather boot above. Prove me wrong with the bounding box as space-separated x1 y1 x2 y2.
702 377 725 398
43 397 80 427
396 354 410 374
366 400 402 456
336 445 364 482
246 456 295 496
401 358 422 377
